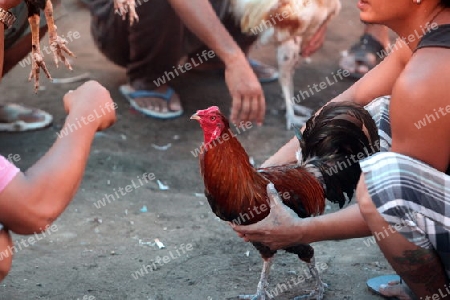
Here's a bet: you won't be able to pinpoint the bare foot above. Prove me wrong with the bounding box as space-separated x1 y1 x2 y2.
133 85 181 113
379 280 415 300
120 82 183 119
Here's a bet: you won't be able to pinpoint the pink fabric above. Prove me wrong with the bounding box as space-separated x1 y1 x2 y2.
0 155 20 193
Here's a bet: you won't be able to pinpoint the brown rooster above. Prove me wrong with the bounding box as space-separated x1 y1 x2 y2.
26 0 138 92
191 103 380 299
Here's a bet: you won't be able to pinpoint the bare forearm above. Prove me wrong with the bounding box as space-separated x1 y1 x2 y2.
232 189 373 249
0 116 97 232
261 136 299 167
26 115 96 201
300 204 372 244
167 0 246 66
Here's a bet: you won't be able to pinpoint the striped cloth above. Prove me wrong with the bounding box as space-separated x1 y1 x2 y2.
360 96 450 278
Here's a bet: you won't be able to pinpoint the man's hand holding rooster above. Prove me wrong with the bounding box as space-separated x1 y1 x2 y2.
231 183 308 250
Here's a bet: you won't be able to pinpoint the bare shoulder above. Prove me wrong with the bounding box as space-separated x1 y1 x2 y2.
389 47 450 171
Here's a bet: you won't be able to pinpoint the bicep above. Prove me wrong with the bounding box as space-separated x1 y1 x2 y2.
347 39 411 106
389 59 450 172
0 173 39 233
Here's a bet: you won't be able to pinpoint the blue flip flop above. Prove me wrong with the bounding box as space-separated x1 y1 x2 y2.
248 59 279 83
119 85 183 120
367 275 402 299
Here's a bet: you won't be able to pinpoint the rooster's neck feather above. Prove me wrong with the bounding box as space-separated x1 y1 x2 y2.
201 131 270 224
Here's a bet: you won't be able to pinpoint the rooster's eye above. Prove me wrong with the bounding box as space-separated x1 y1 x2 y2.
210 116 216 121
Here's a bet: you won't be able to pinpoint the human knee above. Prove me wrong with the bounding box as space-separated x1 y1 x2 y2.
0 230 13 282
356 179 380 220
7 208 56 236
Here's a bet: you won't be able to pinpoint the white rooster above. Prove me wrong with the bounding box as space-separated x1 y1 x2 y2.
230 0 341 129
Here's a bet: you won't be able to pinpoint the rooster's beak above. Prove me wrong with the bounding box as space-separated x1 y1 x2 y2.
190 113 200 120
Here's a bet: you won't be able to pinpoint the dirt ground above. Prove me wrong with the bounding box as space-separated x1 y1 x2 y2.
0 1 395 299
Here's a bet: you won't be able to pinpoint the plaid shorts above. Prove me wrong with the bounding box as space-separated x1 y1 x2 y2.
361 96 450 278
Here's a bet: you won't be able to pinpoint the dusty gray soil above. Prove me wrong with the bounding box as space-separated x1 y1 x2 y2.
0 1 394 299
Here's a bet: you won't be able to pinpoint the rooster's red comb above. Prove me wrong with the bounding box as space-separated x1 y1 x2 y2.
196 106 221 115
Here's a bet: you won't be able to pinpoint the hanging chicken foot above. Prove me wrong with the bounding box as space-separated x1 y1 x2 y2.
44 0 75 70
239 258 273 300
28 13 52 92
114 0 139 26
294 257 328 300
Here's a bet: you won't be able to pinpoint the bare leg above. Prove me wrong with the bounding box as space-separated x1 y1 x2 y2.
239 257 273 300
0 230 13 282
358 184 448 299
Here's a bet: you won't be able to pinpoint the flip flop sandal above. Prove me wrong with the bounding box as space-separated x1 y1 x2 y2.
339 33 386 79
119 85 183 120
0 104 53 132
367 274 402 299
248 59 279 83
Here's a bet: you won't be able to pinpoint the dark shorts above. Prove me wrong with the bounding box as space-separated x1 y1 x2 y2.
86 0 256 87
4 3 50 50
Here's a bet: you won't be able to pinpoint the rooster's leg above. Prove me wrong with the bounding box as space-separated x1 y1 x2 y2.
28 14 52 92
44 0 75 70
114 0 139 26
239 257 273 300
277 37 312 129
294 257 327 300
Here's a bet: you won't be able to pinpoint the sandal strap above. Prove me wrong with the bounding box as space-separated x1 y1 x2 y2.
350 33 386 58
0 104 41 122
127 87 175 101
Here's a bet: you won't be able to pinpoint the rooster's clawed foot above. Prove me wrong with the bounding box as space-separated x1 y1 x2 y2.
239 258 272 300
49 35 75 70
293 281 328 300
287 114 310 130
286 105 313 129
114 0 139 25
294 257 327 300
28 49 52 92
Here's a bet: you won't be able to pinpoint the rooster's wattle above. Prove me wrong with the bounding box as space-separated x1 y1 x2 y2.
191 102 379 299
